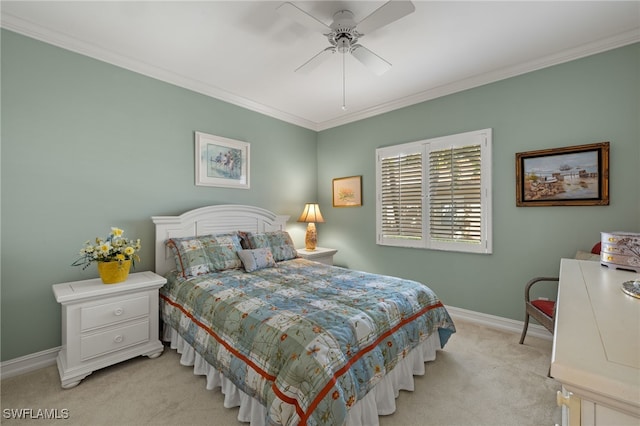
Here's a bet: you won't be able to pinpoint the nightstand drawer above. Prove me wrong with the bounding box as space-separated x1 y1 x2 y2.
81 295 149 331
80 320 149 360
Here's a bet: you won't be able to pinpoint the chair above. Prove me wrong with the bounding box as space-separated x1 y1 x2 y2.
519 277 559 344
519 242 601 345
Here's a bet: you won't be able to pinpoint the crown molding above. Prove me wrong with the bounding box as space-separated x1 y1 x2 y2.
2 12 638 132
317 28 640 131
0 12 320 131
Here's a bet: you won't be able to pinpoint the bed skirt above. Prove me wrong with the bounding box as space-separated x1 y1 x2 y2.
163 325 442 426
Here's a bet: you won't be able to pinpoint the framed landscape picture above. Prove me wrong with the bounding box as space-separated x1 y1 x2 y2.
333 176 362 207
515 142 609 206
195 131 250 189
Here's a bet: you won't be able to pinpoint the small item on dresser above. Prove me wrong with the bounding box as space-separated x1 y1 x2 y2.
72 226 142 284
97 259 132 284
600 232 640 273
621 280 640 299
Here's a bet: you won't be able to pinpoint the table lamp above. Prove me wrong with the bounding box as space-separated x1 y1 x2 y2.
297 203 324 251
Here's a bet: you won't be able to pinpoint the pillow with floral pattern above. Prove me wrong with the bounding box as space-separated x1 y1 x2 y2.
247 231 297 262
237 247 277 272
201 233 243 271
165 236 213 279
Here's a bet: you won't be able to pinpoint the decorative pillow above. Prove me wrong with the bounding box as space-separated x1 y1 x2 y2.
237 248 277 272
165 236 213 279
201 233 243 271
247 231 297 262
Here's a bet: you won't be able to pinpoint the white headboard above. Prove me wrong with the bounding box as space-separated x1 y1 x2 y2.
152 204 290 276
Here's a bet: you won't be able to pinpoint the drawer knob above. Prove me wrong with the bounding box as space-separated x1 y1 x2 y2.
114 307 124 316
113 335 124 343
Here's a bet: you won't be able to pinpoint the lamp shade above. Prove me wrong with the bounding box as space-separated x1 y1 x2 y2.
297 203 325 223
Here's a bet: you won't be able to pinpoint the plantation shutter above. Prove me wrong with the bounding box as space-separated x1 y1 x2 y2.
377 143 424 247
376 128 492 254
428 144 483 245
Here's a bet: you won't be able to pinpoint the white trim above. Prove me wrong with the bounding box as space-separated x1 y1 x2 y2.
0 12 319 131
376 129 492 254
1 12 638 132
446 305 553 341
0 306 550 380
316 29 640 131
1 346 60 380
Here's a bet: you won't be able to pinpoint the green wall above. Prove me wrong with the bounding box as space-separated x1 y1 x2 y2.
317 43 640 320
0 30 317 361
2 28 638 362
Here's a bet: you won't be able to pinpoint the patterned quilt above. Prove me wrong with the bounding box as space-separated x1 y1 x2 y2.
160 258 456 426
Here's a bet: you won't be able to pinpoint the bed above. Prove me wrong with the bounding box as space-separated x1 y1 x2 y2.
152 204 456 426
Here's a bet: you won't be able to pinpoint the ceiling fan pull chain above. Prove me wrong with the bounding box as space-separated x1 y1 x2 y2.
342 53 347 111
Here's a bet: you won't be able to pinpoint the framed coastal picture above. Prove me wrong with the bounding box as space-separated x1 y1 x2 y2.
515 142 609 206
195 131 250 189
333 175 362 207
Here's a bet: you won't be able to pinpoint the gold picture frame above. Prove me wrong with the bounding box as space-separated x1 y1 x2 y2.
333 176 362 207
515 141 609 207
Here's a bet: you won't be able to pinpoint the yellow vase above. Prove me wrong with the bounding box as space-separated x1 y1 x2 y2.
97 260 131 284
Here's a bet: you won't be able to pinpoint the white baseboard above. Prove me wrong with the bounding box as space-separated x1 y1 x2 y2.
1 307 550 380
1 346 60 380
446 305 553 341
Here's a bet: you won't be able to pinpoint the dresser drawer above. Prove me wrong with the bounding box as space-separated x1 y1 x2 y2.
601 243 622 254
81 295 149 331
601 252 640 271
80 320 149 360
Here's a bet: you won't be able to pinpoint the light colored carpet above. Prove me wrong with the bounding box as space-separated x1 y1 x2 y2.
1 319 561 425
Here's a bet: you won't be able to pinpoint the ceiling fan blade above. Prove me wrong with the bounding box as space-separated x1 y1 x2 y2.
356 1 415 35
295 47 335 74
277 2 330 33
351 45 392 76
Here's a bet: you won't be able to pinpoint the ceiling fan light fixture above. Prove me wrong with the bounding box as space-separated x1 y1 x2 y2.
336 37 351 53
278 1 415 108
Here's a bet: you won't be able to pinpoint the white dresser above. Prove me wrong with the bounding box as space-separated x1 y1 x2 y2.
52 271 166 388
551 259 640 426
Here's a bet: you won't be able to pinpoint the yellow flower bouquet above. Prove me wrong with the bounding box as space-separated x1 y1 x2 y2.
72 227 141 270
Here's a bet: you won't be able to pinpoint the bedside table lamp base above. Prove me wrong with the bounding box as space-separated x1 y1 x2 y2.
305 223 317 251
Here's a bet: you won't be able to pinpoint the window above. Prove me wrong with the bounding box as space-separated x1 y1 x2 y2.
376 129 492 254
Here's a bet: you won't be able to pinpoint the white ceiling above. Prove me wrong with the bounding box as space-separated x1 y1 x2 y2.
2 1 639 131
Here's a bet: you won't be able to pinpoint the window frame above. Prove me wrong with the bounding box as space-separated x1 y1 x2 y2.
376 128 492 254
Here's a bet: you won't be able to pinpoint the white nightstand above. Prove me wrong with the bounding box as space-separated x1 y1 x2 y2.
297 247 338 265
52 271 166 388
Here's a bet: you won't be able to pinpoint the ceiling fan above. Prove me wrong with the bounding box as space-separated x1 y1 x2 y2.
277 1 415 80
